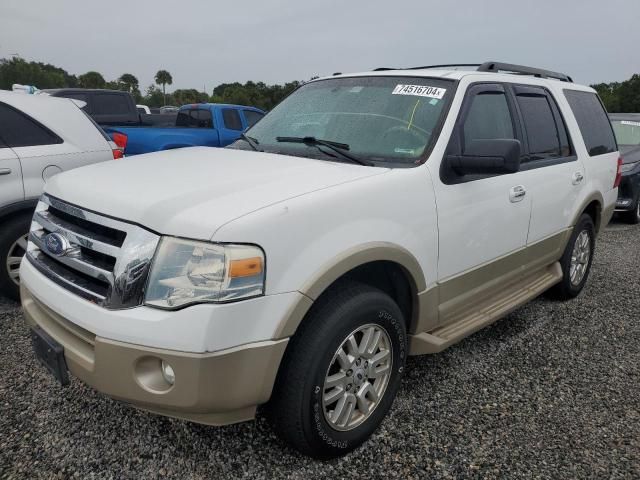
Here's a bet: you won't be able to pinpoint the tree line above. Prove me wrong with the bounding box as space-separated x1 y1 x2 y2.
0 57 301 110
591 75 640 113
2 56 639 112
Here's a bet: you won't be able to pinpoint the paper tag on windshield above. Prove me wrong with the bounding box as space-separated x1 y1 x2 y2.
392 84 446 99
621 120 640 127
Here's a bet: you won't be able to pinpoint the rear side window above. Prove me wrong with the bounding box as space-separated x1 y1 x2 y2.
564 90 617 156
176 109 214 128
0 102 63 148
463 92 514 148
243 110 264 128
515 88 571 160
92 94 130 115
222 109 243 131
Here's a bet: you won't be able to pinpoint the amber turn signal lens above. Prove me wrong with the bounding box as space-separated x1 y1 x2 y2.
229 257 263 278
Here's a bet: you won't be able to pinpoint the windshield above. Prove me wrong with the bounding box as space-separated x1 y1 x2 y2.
244 76 453 165
612 119 640 146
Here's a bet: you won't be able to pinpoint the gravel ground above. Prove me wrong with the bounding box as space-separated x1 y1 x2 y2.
1 220 638 479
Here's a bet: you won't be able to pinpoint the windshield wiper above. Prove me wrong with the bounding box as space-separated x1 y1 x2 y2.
239 133 261 151
276 136 373 166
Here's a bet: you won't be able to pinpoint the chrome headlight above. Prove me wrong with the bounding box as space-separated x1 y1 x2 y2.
620 161 638 173
145 237 265 309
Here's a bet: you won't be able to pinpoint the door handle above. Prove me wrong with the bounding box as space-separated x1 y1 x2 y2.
509 185 526 203
572 172 584 185
0 168 12 176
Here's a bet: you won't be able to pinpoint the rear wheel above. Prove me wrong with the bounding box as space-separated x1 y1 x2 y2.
268 281 407 458
549 213 595 300
0 214 31 301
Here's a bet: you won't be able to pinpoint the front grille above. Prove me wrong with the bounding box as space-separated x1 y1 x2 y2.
27 194 160 309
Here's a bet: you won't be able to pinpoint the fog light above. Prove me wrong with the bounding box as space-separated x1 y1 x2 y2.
161 360 175 385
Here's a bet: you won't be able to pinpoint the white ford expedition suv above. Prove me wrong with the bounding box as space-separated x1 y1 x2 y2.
21 62 620 458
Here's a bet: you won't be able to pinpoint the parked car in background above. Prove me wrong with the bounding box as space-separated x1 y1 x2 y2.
0 91 119 300
44 88 141 126
45 89 265 155
159 106 179 114
105 103 265 155
20 62 619 458
136 104 151 114
610 113 640 223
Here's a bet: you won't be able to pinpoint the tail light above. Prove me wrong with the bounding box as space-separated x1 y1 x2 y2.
108 140 124 160
614 156 623 188
112 132 128 151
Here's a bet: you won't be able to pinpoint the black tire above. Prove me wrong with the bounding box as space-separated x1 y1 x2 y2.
622 198 640 225
0 213 31 301
549 213 596 300
268 281 407 459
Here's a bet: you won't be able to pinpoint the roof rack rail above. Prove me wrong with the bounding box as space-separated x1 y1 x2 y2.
373 64 479 72
372 61 573 82
406 64 481 70
477 61 573 82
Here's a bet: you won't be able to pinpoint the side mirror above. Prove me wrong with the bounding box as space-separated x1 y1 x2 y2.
446 139 522 175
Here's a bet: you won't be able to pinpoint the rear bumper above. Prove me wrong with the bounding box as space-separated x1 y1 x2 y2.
22 285 288 426
615 172 640 211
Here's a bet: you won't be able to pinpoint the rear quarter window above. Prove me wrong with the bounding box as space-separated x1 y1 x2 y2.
0 102 63 148
564 90 617 156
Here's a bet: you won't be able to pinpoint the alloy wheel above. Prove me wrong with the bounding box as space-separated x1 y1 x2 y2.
569 230 591 286
322 324 393 431
6 234 28 286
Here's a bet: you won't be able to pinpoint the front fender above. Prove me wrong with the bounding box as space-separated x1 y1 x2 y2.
211 167 439 339
270 241 427 339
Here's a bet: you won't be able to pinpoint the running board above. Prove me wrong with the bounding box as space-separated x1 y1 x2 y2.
409 262 563 355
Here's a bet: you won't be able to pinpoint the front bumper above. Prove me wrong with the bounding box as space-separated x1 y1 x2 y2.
22 285 288 425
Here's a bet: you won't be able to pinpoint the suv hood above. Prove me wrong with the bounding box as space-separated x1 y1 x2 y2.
45 147 388 239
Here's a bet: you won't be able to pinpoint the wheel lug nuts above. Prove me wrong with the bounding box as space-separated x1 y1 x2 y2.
346 384 352 390
346 369 353 376
356 359 361 366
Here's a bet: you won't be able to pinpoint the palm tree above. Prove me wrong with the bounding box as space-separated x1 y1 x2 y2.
118 73 139 93
154 70 173 106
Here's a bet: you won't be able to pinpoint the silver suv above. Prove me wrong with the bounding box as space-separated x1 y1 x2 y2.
0 91 117 299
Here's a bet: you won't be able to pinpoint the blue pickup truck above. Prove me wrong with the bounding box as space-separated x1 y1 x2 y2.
46 89 265 156
104 104 265 155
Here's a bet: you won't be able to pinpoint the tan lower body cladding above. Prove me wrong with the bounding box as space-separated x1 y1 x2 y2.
410 229 571 354
21 286 288 426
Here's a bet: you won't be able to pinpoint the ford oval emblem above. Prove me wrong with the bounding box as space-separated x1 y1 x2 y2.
44 232 70 257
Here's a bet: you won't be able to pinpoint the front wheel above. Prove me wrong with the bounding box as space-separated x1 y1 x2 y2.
0 213 32 301
268 282 407 458
549 213 595 300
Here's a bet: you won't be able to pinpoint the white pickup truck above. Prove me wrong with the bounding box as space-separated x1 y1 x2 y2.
20 62 620 458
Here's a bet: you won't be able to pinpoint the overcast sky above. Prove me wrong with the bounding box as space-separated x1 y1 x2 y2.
1 0 638 92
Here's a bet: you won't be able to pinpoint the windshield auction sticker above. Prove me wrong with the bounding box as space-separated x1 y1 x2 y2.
392 84 446 99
